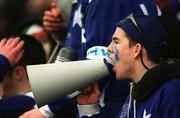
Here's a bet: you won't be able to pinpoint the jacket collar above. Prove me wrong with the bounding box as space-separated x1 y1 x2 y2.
132 58 180 101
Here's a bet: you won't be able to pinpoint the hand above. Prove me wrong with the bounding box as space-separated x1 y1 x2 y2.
18 108 45 118
0 37 24 66
43 2 65 33
77 83 101 105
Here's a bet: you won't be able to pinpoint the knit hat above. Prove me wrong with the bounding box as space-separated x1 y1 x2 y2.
117 14 167 56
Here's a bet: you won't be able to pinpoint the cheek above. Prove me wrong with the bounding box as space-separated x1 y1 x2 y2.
114 46 120 64
113 54 133 80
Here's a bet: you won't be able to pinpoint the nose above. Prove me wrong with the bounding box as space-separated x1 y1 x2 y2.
107 41 114 54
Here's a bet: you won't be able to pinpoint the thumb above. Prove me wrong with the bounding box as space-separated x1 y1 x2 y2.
51 2 57 8
51 2 61 16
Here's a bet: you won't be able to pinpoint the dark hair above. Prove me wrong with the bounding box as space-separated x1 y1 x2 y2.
127 35 161 64
16 34 46 66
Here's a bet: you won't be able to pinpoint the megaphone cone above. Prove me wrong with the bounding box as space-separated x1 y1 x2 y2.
27 59 109 107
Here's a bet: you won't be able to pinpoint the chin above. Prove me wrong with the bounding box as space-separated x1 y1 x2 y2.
116 76 122 80
115 73 128 80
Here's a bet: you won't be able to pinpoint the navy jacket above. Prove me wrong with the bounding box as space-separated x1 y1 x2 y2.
117 58 180 118
0 95 35 118
49 0 159 117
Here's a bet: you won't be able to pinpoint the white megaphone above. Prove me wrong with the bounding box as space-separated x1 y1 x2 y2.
66 46 112 98
27 58 110 107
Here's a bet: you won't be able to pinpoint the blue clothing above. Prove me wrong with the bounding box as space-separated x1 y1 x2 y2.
0 54 11 82
48 97 78 118
65 0 160 60
117 58 180 118
0 95 35 118
49 0 160 117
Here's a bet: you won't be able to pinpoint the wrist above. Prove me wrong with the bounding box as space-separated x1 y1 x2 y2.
77 104 100 117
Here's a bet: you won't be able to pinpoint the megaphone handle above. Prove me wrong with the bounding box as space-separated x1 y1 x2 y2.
66 91 81 98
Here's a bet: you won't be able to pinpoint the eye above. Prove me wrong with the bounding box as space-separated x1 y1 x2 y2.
113 40 119 44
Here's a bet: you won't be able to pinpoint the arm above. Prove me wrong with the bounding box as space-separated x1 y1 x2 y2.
0 37 24 81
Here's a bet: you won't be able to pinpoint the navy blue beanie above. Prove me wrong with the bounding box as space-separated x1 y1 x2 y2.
117 15 167 55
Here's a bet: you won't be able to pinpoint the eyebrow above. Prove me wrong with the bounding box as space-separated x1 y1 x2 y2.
112 37 119 41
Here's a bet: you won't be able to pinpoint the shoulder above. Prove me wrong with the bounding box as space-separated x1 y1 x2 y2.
162 79 180 94
0 95 35 117
0 95 35 109
160 79 180 107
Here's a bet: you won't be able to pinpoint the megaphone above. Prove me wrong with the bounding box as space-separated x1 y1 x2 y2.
27 59 109 107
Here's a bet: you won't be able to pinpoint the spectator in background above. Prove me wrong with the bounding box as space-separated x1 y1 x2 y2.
0 37 24 81
1 34 46 98
18 19 56 62
0 36 24 98
0 34 46 117
0 0 51 40
25 0 51 18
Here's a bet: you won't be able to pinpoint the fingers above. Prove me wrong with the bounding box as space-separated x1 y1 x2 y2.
93 83 101 95
14 50 24 65
43 14 61 23
14 38 24 51
43 21 62 28
6 37 21 47
10 39 24 65
7 37 24 56
44 22 65 30
0 37 24 66
0 37 23 49
0 38 7 48
43 11 64 32
81 86 93 95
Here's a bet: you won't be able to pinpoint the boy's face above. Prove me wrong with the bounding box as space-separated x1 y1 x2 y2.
108 28 136 80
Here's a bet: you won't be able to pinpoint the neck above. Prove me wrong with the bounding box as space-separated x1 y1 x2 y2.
132 60 157 83
2 80 31 98
16 80 31 95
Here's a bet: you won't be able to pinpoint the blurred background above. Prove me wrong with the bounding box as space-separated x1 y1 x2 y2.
0 0 51 38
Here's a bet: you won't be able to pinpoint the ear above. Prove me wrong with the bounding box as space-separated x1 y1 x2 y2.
12 66 27 81
133 43 142 59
